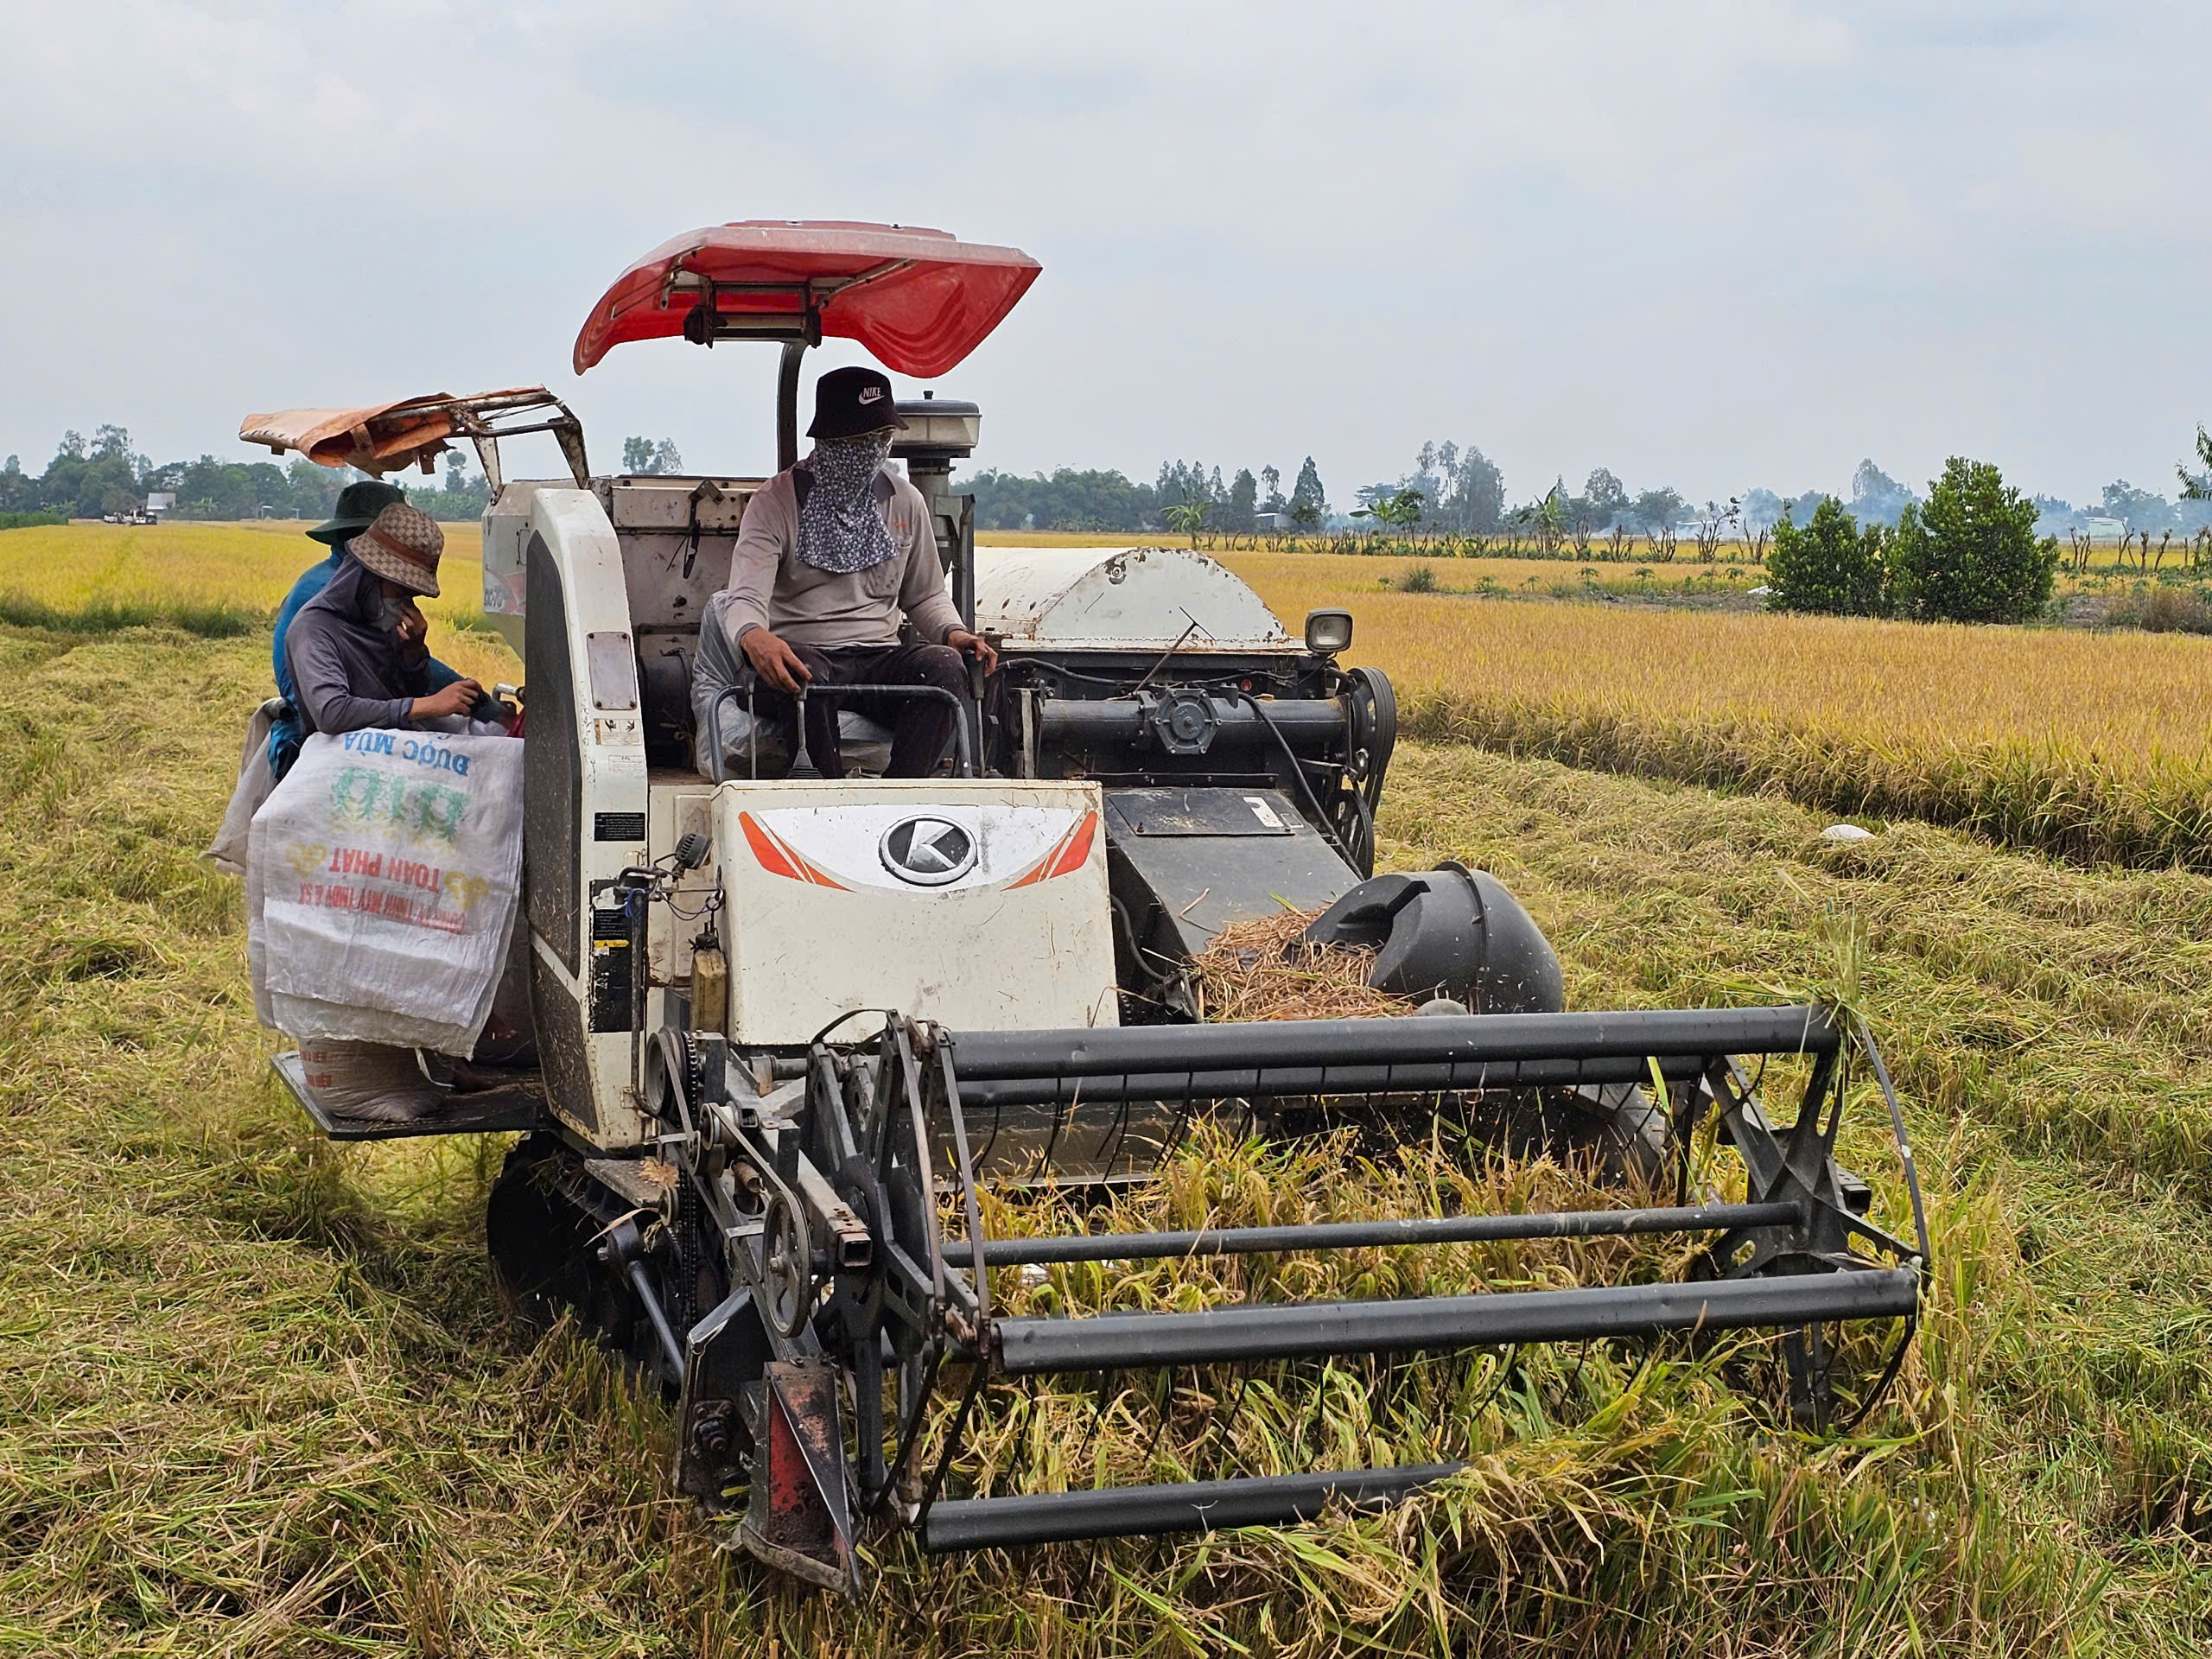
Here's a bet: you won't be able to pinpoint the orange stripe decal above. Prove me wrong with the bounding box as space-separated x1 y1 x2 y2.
1007 810 1098 889
1046 810 1098 878
740 812 849 889
741 811 802 880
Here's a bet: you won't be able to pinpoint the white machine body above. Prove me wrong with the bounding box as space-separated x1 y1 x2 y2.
493 478 1153 1149
712 778 1116 1044
972 544 1294 652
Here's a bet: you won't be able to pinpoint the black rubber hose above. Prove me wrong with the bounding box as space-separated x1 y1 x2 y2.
1227 688 1358 870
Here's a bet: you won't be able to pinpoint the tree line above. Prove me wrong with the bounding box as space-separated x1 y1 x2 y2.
958 446 1912 543
11 416 2212 556
959 457 1331 534
0 424 494 524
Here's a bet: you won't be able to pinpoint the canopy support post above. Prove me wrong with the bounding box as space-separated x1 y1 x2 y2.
777 341 807 474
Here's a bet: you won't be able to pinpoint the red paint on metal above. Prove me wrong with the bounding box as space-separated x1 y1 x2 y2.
573 221 1041 378
765 1376 817 1530
1046 810 1099 879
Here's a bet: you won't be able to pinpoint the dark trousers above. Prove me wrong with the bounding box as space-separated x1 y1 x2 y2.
761 641 969 778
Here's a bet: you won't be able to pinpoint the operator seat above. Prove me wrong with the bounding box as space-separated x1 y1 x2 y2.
688 592 893 779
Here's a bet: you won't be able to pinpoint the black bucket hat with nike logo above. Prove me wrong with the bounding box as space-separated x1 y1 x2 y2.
806 366 911 441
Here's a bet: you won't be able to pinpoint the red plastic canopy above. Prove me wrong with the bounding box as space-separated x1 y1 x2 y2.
572 220 1041 378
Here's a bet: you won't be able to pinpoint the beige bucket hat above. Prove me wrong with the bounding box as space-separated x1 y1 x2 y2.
348 502 444 597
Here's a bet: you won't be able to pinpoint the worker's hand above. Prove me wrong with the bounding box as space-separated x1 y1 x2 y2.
410 678 485 722
741 627 813 695
946 628 999 676
394 602 432 668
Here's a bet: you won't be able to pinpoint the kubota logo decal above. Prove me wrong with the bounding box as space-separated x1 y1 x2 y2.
879 816 978 887
737 804 1097 893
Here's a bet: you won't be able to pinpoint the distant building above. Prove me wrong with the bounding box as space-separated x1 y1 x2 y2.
144 493 175 516
1254 511 1292 531
2083 516 2126 540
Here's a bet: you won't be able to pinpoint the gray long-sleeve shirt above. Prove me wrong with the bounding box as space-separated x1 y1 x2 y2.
283 562 429 738
719 465 962 650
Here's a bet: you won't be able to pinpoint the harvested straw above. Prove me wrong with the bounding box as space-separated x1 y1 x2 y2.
1191 906 1408 1022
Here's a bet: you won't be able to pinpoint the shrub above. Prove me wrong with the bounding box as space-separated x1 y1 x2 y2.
0 511 67 531
1399 563 1438 593
1887 458 2057 625
1765 497 1888 617
2104 585 2212 634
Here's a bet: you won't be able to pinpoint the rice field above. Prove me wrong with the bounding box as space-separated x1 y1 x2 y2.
7 622 2212 1653
1223 553 2212 870
0 519 517 687
9 520 2211 868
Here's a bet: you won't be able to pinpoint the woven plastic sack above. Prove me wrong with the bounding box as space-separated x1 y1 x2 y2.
203 698 284 878
248 728 524 1055
296 1036 444 1119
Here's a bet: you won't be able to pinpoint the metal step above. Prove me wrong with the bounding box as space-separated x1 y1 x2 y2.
992 1266 1920 1373
925 1463 1464 1551
270 1052 548 1142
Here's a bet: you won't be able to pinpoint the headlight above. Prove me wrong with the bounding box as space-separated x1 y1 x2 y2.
1304 608 1353 654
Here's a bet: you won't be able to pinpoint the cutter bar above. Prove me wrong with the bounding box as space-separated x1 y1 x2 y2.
924 1462 1465 1552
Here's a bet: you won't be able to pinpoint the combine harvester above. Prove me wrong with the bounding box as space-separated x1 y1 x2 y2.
252 222 1928 1595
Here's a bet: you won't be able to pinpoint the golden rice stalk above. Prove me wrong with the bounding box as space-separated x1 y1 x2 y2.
1191 906 1407 1023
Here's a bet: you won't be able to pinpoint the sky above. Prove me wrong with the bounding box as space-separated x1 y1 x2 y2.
1 1 2205 509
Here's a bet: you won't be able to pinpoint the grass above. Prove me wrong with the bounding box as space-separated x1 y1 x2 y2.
6 621 2212 1651
1220 561 2212 871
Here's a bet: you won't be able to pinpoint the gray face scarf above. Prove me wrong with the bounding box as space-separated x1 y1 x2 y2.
796 431 899 575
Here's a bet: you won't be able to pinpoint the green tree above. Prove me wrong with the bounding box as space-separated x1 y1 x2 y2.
1440 445 1505 531
2177 424 2212 501
1287 456 1327 529
621 435 682 474
1578 467 1629 525
1163 499 1211 547
1352 487 1425 534
1764 496 1886 616
1632 486 1684 532
2100 478 2172 531
1887 457 2056 625
1224 467 1258 531
961 467 1157 531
